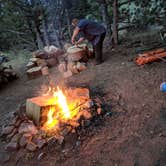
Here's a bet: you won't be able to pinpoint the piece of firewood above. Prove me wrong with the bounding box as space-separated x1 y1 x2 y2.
26 66 42 79
26 96 57 126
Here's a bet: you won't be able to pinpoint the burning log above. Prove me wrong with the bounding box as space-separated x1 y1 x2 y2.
26 96 57 125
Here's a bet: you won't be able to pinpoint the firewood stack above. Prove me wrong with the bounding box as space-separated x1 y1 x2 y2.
0 64 17 85
58 43 93 78
26 45 65 79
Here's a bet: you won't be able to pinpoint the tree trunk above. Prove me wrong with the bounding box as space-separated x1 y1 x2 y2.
65 9 72 38
34 23 44 49
113 0 118 45
99 1 111 36
42 17 50 46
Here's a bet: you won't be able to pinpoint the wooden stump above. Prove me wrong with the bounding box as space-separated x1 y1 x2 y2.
67 45 86 62
26 96 57 126
26 62 36 69
26 66 42 79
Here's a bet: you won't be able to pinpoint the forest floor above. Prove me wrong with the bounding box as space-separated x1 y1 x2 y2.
0 40 166 166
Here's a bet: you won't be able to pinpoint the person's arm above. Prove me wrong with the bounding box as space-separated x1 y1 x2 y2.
75 37 85 45
71 27 80 44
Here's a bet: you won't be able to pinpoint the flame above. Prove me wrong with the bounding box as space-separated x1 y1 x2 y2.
42 86 89 133
53 87 70 119
44 108 58 130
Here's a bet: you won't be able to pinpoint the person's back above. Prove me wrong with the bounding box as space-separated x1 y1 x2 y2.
71 18 106 65
77 19 106 37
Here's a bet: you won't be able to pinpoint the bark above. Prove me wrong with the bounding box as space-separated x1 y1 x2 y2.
42 17 50 46
34 22 44 49
100 2 112 36
113 0 118 45
65 9 71 37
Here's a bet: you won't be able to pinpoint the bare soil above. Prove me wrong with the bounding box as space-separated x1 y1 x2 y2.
0 43 166 166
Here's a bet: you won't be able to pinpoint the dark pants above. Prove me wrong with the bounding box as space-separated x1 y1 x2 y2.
93 32 106 64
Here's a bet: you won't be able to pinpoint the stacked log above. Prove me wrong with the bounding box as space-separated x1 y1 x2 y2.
58 44 90 78
26 45 64 79
0 65 17 85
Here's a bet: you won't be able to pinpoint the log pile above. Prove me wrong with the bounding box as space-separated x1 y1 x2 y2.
58 44 93 78
0 64 17 85
26 45 64 79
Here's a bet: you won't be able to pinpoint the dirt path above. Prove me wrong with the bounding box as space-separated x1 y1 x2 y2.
0 45 166 166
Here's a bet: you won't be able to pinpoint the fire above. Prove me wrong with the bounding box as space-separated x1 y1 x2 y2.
53 87 70 119
42 87 78 131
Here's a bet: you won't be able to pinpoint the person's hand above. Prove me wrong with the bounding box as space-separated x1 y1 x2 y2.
71 37 76 45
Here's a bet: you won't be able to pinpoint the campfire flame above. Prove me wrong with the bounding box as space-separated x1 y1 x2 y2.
42 87 79 131
53 87 70 119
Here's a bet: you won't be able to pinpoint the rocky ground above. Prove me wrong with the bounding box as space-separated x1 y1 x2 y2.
0 42 166 166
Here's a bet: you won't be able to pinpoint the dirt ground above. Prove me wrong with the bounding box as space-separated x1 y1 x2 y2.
0 42 166 166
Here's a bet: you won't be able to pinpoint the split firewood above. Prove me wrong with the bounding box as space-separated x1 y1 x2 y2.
26 66 42 79
41 66 49 76
67 45 87 62
26 96 57 126
26 62 36 69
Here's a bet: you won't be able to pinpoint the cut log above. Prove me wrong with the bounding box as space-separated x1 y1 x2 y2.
67 62 79 74
32 50 48 59
29 58 39 63
26 62 36 69
26 66 42 79
76 62 87 72
67 45 87 62
63 70 73 78
46 58 58 67
36 59 47 67
41 66 49 76
26 96 57 126
58 63 67 73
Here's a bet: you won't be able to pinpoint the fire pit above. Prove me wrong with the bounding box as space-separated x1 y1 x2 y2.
1 86 108 153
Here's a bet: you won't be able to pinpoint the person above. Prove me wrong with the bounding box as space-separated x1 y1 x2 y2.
71 18 106 65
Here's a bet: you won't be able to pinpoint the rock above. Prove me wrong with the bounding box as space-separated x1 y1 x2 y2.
41 66 49 76
1 125 15 135
47 135 64 146
37 152 45 160
36 139 46 149
46 58 58 67
18 122 38 135
58 63 67 73
63 70 73 78
6 128 18 140
5 142 18 151
19 133 32 147
26 142 37 151
76 62 87 72
0 152 10 164
10 133 22 143
9 116 19 126
26 62 36 69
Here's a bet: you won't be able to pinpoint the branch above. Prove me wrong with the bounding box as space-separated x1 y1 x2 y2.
119 0 135 6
